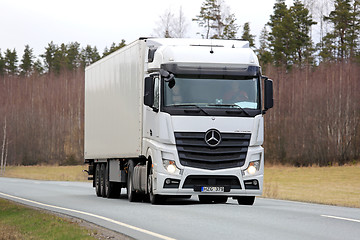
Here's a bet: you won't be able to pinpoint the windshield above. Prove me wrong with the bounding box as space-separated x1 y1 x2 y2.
163 76 260 109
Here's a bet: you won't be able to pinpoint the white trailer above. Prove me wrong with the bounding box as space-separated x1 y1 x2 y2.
84 38 273 205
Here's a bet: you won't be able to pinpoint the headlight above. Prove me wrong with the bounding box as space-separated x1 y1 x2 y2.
162 152 180 174
242 160 260 176
163 160 177 173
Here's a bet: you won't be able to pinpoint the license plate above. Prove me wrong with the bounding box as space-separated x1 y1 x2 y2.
201 186 225 192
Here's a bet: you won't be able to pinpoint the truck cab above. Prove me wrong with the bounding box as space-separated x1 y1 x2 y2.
142 39 273 204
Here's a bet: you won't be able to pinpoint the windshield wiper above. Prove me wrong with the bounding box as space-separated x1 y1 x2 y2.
208 104 251 116
168 104 210 116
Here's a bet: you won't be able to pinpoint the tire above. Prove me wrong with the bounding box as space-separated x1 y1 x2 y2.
147 167 164 205
100 163 106 197
95 164 101 197
105 162 121 198
127 160 141 202
237 196 255 205
199 195 228 204
104 163 112 198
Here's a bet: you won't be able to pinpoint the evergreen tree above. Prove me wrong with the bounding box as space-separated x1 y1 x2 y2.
323 0 354 60
290 0 317 65
81 45 100 68
267 0 294 66
0 50 5 76
53 43 67 74
193 0 238 39
41 41 58 73
33 59 44 74
193 0 220 39
20 45 35 76
241 22 255 48
4 48 18 75
268 0 315 67
102 40 126 57
349 0 360 59
66 42 81 70
221 13 239 39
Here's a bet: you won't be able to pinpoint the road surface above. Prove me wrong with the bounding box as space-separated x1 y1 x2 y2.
0 177 359 240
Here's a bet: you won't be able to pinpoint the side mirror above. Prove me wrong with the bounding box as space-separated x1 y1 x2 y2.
160 69 175 89
264 78 274 112
144 77 154 107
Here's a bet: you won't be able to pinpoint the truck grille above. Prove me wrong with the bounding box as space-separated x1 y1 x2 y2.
174 132 250 170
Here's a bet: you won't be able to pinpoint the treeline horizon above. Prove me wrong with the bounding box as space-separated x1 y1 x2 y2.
0 61 359 167
1 0 359 167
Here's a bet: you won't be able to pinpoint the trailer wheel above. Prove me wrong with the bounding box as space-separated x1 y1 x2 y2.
104 163 111 198
236 196 255 205
95 164 101 197
127 160 141 202
100 163 106 197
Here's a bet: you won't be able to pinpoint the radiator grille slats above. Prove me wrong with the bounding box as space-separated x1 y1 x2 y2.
175 132 251 170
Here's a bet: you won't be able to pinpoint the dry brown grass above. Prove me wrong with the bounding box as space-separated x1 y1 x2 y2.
263 164 360 208
0 224 25 240
1 165 89 182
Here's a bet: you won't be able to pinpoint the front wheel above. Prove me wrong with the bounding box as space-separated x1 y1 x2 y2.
148 166 164 205
236 196 255 205
127 160 141 202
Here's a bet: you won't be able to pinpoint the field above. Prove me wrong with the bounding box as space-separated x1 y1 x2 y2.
263 164 360 208
1 164 360 208
1 165 89 182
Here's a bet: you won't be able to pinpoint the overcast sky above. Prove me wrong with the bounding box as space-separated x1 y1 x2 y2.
1 0 294 58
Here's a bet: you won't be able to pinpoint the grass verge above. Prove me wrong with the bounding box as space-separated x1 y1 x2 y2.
263 164 360 208
0 198 98 240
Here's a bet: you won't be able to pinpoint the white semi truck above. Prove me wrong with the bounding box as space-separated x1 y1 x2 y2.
84 38 273 205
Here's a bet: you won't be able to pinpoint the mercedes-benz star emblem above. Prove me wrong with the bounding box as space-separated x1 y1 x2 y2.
205 129 221 147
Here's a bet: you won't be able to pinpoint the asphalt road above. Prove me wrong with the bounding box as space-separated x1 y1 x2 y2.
0 177 359 240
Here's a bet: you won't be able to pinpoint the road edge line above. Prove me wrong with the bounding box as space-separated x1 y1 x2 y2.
321 215 360 223
0 192 176 240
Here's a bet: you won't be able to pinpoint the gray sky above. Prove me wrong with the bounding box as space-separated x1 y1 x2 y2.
1 0 294 58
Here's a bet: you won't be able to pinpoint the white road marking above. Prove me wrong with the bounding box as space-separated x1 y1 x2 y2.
0 192 176 240
321 215 360 223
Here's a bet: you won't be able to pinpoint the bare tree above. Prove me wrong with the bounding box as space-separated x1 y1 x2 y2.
153 7 188 38
172 7 188 38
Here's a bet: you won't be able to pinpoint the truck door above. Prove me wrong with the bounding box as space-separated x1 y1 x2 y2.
144 75 160 140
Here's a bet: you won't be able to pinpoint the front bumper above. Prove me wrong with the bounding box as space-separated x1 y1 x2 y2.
152 146 264 197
